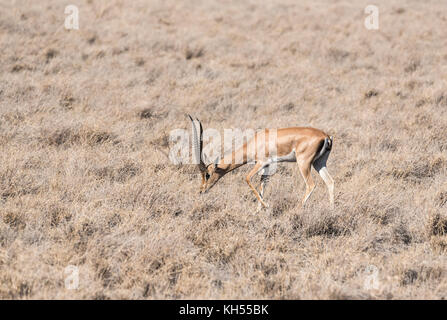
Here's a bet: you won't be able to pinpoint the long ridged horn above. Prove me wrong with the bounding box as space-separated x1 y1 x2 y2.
188 114 207 173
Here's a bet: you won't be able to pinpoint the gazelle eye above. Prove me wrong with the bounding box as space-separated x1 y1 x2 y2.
206 173 210 180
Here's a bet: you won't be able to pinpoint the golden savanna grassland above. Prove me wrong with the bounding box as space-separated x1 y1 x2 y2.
0 0 446 299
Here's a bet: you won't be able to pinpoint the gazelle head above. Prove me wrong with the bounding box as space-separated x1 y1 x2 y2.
188 115 223 193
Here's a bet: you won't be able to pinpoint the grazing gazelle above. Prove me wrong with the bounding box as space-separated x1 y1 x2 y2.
188 115 334 209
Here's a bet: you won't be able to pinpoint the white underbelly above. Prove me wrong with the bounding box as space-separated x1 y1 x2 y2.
270 149 296 163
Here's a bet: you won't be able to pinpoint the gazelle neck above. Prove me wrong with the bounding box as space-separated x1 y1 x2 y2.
215 142 250 174
216 162 244 174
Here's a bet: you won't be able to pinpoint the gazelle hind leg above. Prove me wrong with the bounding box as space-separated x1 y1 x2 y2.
312 151 334 208
297 158 315 206
317 167 334 208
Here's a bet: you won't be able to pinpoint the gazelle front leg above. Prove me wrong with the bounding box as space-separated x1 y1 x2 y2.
260 173 270 199
256 168 271 211
246 162 269 210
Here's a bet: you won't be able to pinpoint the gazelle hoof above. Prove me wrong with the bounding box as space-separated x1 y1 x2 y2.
257 203 269 212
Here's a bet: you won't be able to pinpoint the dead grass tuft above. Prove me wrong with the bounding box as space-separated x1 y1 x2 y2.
0 168 42 200
364 89 379 99
400 269 418 285
135 57 145 67
2 211 26 231
91 162 141 183
436 93 447 107
271 196 296 217
11 64 32 73
369 207 398 225
404 59 420 73
45 49 58 63
326 48 350 62
390 157 445 183
430 236 447 254
2 0 447 299
304 212 351 238
44 128 116 147
185 46 204 60
45 128 79 146
427 212 447 237
139 108 154 119
435 191 447 207
393 222 412 245
59 94 76 109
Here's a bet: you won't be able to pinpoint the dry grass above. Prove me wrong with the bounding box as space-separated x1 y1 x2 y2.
1 0 447 299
